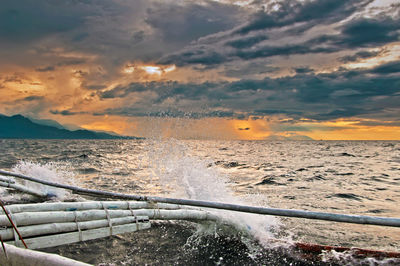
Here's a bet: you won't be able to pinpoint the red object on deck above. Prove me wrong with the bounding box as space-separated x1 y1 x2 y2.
295 242 400 259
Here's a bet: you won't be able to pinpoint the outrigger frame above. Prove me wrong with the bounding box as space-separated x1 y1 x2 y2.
1 169 400 228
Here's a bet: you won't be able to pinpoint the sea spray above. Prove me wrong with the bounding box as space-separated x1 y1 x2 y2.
11 160 76 200
144 138 285 250
321 249 400 265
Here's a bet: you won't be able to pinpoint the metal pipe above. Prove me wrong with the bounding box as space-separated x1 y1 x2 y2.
1 169 400 227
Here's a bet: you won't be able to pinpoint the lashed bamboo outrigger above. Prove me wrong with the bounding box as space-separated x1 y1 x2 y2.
1 169 400 227
0 208 216 227
0 215 149 241
0 200 217 249
0 201 187 213
7 221 151 249
1 169 400 263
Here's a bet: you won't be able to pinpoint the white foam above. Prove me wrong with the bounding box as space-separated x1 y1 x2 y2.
145 138 283 247
11 160 76 200
321 249 400 265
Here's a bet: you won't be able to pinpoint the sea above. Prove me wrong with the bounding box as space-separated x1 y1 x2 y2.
0 139 400 265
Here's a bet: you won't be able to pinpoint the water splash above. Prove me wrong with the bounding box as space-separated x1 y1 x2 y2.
321 249 400 265
145 138 283 248
11 160 76 200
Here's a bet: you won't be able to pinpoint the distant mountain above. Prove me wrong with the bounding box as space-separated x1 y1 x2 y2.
266 134 314 141
28 117 66 130
0 114 139 139
28 116 121 135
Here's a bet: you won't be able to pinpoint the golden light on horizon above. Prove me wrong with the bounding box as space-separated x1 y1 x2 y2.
290 119 400 140
232 119 270 140
305 127 400 140
123 65 135 73
141 66 162 75
122 63 176 76
80 119 132 135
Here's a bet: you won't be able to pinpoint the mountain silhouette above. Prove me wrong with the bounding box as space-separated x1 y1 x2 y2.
0 114 138 139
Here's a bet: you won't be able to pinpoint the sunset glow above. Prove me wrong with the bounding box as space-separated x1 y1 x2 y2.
0 0 399 140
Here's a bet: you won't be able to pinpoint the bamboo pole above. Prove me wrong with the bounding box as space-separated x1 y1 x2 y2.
1 169 400 227
0 181 48 198
0 176 14 183
0 201 183 214
0 216 149 241
0 243 90 266
0 199 28 249
135 208 218 221
6 222 151 250
0 209 217 227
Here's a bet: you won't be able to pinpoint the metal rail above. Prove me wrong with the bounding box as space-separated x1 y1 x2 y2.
1 169 400 227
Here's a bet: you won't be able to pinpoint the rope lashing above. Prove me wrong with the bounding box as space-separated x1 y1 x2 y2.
1 169 400 228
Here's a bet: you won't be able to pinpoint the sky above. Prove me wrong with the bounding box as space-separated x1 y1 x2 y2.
0 0 399 140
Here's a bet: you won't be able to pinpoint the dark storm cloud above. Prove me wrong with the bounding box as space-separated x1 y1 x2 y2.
312 108 372 120
270 123 353 132
36 59 87 73
288 66 400 106
84 84 107 91
338 17 400 47
0 0 246 74
371 60 400 74
227 79 265 92
165 14 400 66
100 83 149 99
235 0 371 35
294 67 314 74
224 62 280 78
339 50 384 63
12 95 46 103
96 62 400 121
159 48 227 66
252 109 302 116
145 2 241 45
354 120 400 127
0 0 89 42
22 96 45 102
225 35 269 49
131 31 145 44
160 1 399 69
0 0 133 71
35 66 55 72
50 109 88 116
72 32 90 42
232 40 336 60
3 0 400 127
57 59 87 66
233 16 399 60
304 16 400 50
160 39 333 66
100 81 222 103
